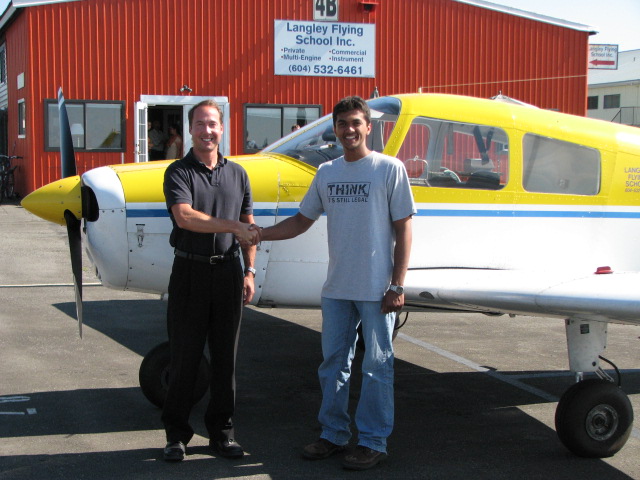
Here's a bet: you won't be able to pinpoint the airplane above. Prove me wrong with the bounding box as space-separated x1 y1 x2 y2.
21 90 640 459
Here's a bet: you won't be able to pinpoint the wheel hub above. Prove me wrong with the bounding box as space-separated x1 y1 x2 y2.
585 404 619 441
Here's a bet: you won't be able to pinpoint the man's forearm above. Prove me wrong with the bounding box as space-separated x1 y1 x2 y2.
260 213 315 241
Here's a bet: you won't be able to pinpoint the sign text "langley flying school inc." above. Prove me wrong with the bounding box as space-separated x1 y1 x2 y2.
274 20 375 78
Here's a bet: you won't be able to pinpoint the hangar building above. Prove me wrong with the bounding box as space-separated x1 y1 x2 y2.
0 0 595 196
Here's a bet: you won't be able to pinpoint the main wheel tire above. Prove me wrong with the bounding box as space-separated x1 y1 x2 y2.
555 379 634 458
139 341 210 408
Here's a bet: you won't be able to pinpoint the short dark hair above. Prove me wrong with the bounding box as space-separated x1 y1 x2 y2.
332 96 371 127
188 99 223 128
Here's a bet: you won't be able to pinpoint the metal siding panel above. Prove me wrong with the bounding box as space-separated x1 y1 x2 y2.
409 0 588 114
6 0 590 193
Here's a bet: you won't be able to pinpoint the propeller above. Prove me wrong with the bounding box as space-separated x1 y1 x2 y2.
58 87 84 337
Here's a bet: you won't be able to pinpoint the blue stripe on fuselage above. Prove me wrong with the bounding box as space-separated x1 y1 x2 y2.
416 209 640 219
125 207 640 219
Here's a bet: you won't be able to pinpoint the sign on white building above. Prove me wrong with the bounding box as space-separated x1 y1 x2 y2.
589 44 618 70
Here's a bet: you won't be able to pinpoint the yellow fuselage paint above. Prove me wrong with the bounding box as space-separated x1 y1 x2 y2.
21 93 640 226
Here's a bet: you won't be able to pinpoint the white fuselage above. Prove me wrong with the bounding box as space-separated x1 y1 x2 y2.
82 166 640 309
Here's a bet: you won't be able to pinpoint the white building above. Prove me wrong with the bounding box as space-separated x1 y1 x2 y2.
587 49 640 127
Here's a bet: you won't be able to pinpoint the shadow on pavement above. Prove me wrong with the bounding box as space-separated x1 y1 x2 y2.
1 302 636 479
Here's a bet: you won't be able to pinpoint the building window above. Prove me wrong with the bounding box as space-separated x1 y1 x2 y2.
244 104 322 153
587 96 598 110
17 99 25 137
522 134 600 195
44 99 125 152
0 45 6 85
603 94 620 109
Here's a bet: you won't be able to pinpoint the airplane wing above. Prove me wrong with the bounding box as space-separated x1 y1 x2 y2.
403 268 640 325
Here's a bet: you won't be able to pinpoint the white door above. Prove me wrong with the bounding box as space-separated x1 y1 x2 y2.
134 101 148 163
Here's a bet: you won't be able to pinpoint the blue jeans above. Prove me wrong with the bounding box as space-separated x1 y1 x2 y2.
317 297 395 453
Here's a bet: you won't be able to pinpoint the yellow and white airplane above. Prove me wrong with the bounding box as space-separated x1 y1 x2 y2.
22 91 640 459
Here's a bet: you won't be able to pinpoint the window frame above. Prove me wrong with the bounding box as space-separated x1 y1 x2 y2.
587 95 598 110
399 116 510 191
44 99 126 152
0 44 6 86
603 94 621 109
522 133 601 195
17 98 25 138
243 103 322 153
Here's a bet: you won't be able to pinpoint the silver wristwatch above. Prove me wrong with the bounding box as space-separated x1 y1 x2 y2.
245 266 257 277
388 284 404 295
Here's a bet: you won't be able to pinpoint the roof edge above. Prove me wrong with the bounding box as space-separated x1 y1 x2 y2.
588 80 640 88
454 0 598 34
0 5 18 32
1 1 84 32
12 0 82 6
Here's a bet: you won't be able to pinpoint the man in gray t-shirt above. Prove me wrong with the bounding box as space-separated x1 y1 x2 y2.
259 96 415 471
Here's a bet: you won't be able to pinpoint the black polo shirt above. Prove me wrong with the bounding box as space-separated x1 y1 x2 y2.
163 148 253 256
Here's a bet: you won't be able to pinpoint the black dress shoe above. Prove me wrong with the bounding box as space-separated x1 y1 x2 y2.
163 441 186 462
210 438 244 458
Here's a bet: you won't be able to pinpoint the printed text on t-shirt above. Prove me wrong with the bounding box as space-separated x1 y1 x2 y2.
327 182 370 203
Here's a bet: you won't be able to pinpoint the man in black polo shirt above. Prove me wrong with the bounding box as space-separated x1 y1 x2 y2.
162 99 259 462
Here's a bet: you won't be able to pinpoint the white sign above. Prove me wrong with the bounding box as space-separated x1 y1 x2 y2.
314 0 339 21
589 44 618 70
274 20 375 78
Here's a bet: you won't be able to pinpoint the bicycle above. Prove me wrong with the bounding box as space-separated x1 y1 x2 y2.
0 155 22 203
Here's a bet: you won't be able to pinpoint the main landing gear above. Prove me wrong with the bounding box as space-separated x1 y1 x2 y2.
138 341 210 408
554 319 634 457
555 377 634 457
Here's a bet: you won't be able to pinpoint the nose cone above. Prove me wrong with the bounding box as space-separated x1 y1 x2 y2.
21 176 82 225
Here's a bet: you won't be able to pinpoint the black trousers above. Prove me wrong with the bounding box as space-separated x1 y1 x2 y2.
161 255 244 444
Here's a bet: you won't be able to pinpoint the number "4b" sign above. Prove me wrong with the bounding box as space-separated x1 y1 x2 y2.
314 0 339 21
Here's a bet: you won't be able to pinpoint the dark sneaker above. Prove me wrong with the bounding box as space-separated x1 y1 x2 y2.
342 445 387 470
163 441 186 462
302 438 346 460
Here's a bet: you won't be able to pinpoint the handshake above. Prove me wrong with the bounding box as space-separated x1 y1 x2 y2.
236 222 263 247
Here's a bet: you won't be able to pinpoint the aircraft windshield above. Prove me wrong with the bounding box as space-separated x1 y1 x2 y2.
264 97 402 169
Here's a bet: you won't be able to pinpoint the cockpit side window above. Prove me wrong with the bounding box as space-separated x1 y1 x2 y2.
265 101 400 169
522 134 600 195
398 117 509 190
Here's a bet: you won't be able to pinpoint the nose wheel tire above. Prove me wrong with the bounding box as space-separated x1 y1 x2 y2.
139 341 210 408
555 379 633 458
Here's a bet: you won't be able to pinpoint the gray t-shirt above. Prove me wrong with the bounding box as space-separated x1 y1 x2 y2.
299 152 416 301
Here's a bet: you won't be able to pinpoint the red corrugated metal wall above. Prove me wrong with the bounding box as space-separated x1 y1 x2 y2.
7 0 590 194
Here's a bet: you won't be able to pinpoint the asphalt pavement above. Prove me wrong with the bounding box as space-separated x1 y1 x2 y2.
1 199 639 480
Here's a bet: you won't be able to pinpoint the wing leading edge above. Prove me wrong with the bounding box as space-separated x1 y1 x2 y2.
403 268 640 325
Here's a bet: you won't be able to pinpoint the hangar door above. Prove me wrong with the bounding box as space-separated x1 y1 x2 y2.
135 95 230 163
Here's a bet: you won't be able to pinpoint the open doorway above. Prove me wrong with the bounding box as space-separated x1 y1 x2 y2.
135 95 230 163
148 106 183 160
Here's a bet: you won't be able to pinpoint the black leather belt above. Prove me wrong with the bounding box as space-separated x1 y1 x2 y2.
174 248 240 264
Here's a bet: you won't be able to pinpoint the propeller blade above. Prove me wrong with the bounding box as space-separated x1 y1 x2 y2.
59 87 83 337
58 87 77 178
65 210 83 338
